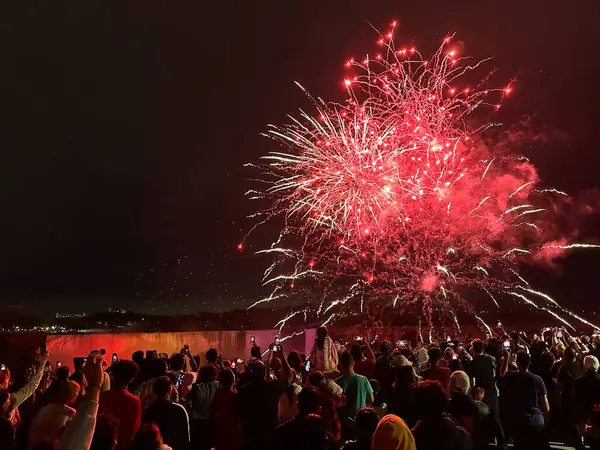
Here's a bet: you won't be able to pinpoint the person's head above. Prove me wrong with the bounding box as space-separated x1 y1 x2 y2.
472 339 485 355
298 386 321 417
394 365 416 390
448 358 463 373
269 357 282 375
110 360 139 388
584 355 599 373
250 345 262 360
472 386 485 402
56 366 70 380
129 423 163 450
449 370 470 394
248 360 266 383
516 350 531 371
151 358 168 379
316 326 328 350
380 341 393 356
287 350 302 370
0 371 9 390
415 380 448 420
371 414 417 450
170 353 185 372
199 364 217 383
219 368 235 390
339 352 354 373
350 344 363 362
427 347 442 367
56 380 80 405
308 370 325 388
205 348 218 364
581 334 591 346
355 407 379 442
90 414 118 450
152 376 172 400
131 350 144 365
444 347 454 361
564 345 577 362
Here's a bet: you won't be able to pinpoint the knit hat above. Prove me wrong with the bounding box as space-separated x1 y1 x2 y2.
450 370 471 393
584 355 599 372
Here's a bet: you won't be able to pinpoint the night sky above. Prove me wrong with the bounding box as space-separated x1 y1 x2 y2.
1 1 599 317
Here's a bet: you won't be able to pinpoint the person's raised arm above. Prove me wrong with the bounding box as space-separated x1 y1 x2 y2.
10 350 48 410
279 347 293 385
365 341 376 364
56 355 103 450
183 348 198 372
499 349 510 377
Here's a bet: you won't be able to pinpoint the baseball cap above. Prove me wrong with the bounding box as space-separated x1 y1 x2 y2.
450 370 471 393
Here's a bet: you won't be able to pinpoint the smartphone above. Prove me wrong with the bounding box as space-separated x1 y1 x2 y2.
397 340 408 347
452 353 458 360
503 340 511 351
236 357 244 365
274 335 281 345
270 344 281 352
112 353 118 363
183 344 190 353
56 361 61 368
251 335 256 345
355 336 364 342
0 364 6 371
557 329 563 338
231 361 237 369
44 363 50 373
40 343 47 354
176 373 184 389
305 361 311 372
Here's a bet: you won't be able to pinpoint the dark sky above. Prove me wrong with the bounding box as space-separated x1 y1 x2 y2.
1 1 599 317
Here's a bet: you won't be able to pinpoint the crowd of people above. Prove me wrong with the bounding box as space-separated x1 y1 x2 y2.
1 324 600 450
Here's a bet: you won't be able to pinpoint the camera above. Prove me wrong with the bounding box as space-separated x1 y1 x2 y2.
112 353 118 363
503 340 511 351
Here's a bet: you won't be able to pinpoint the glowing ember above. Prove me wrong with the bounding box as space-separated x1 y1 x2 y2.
244 23 599 334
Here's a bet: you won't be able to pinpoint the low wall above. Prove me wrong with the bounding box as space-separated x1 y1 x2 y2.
44 329 315 367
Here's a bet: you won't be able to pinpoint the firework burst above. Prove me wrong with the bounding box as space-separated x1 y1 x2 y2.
243 23 599 336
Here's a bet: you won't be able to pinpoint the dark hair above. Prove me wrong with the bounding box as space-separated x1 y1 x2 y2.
298 386 321 416
300 352 307 363
132 350 144 365
248 360 266 383
448 359 463 373
110 360 139 387
152 376 171 398
394 366 415 390
199 364 217 383
415 380 448 419
170 353 184 372
380 341 393 355
472 339 485 355
205 348 218 364
339 352 353 369
56 366 70 380
0 389 11 410
350 344 363 362
130 423 162 450
287 351 302 371
428 347 442 365
316 326 328 350
90 414 118 450
308 370 325 387
151 359 168 379
355 407 379 439
516 350 530 370
219 368 235 390
250 345 262 360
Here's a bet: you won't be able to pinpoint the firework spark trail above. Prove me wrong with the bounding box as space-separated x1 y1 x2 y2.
244 22 600 335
